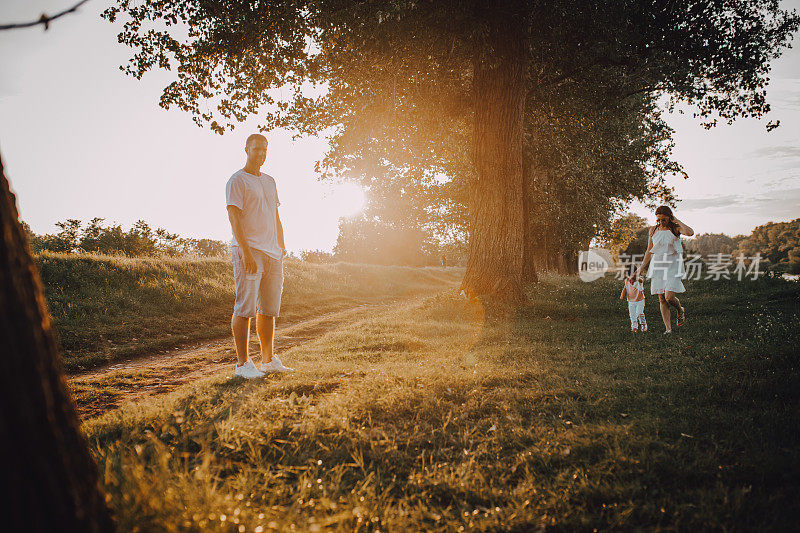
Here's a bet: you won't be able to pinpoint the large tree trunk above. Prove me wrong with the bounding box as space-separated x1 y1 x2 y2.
461 1 529 308
0 154 114 532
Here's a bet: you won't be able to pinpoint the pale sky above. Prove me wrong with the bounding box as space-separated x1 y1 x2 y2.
1 0 799 251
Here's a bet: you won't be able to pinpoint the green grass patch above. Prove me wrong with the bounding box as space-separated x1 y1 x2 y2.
38 252 462 372
82 275 800 531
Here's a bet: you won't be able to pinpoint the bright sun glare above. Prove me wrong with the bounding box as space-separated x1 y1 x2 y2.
333 183 366 217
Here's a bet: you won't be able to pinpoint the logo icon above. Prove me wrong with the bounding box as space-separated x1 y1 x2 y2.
578 248 613 282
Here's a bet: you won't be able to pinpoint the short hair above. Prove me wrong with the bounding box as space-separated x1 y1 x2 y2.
246 133 268 148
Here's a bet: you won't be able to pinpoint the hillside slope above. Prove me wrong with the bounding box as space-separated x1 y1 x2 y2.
37 252 462 372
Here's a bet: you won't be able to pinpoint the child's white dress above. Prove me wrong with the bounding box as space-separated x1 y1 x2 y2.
647 229 686 295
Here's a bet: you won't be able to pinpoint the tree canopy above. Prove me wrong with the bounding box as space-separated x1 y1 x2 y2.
104 0 799 305
598 213 650 258
104 1 798 134
735 218 800 273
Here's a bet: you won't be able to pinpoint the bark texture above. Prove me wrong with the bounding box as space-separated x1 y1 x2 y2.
461 1 529 308
0 154 114 532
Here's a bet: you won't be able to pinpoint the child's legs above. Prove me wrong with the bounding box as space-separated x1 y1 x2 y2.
636 300 647 329
628 301 639 329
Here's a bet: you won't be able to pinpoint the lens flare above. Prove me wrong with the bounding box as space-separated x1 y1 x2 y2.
334 183 366 217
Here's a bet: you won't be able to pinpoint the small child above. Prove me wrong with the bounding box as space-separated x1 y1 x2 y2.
620 267 647 332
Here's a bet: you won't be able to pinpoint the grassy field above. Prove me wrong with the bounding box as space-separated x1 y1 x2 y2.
79 273 800 531
37 252 461 372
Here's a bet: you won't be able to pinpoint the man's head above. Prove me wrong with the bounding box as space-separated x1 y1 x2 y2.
245 134 268 168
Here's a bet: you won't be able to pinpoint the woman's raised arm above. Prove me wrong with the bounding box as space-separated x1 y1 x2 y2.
674 217 694 237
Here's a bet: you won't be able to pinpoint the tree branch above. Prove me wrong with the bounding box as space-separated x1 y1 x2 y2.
0 0 90 31
621 85 667 100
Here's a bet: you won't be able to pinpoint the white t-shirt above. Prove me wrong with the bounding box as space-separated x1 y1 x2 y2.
225 169 282 260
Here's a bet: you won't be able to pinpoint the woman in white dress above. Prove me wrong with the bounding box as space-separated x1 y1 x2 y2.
632 206 694 334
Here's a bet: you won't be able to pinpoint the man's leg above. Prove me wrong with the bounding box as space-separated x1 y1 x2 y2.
257 314 276 365
256 254 283 366
231 245 258 366
232 314 251 365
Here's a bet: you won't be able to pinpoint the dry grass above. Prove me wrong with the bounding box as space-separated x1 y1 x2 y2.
81 274 800 531
37 252 461 372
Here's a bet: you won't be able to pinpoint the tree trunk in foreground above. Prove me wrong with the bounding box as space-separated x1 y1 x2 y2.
461 2 528 308
0 154 114 532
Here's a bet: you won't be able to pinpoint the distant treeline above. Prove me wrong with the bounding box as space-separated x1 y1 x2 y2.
616 216 800 275
22 216 467 267
29 214 797 273
330 214 467 267
23 218 229 258
734 219 800 274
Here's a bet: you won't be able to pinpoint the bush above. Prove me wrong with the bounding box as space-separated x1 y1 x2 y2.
26 218 228 258
299 249 335 263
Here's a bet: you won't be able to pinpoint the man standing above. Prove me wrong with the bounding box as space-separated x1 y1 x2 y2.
226 134 294 378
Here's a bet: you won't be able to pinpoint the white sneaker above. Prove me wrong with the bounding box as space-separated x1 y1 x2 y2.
260 354 294 373
234 359 265 379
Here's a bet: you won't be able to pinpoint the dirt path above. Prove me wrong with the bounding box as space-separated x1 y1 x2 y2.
69 301 392 420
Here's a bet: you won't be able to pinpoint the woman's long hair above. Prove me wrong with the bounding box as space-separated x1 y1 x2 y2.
655 205 681 237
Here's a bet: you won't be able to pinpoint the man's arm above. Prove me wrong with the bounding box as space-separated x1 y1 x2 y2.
620 285 626 300
227 205 257 273
276 209 286 255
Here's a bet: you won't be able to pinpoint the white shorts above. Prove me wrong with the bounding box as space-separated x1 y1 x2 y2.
231 246 284 317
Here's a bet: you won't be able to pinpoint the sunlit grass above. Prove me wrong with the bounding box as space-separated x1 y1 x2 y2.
37 251 461 372
80 274 800 530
